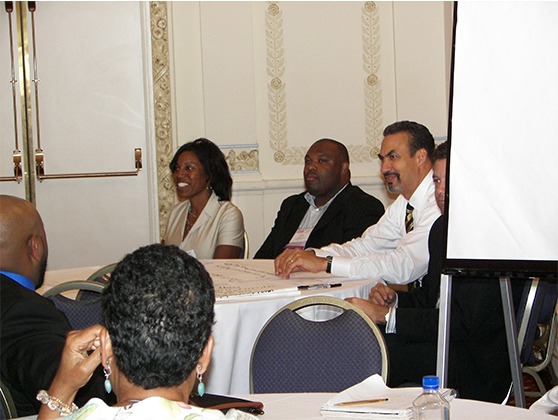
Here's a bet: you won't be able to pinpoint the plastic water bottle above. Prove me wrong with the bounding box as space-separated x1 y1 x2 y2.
412 376 450 419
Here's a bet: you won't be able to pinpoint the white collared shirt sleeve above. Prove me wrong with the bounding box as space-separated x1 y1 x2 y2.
315 172 441 284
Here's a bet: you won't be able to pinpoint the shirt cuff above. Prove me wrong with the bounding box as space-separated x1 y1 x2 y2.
384 293 399 334
385 306 397 334
329 257 352 277
312 250 352 277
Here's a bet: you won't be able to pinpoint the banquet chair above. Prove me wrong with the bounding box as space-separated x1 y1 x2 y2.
242 231 250 259
523 311 558 397
0 379 18 419
250 296 389 393
78 263 114 301
516 278 558 397
43 280 106 330
87 262 117 282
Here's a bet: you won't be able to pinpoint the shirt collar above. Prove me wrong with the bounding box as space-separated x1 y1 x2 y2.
0 270 36 291
304 182 349 210
408 169 434 210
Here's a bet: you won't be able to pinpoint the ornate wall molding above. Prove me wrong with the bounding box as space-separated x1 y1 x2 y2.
222 145 260 172
266 3 291 164
362 1 382 160
150 1 175 237
265 1 382 165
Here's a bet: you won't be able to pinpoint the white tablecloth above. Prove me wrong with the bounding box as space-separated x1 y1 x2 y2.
235 393 557 419
207 276 377 395
41 260 378 396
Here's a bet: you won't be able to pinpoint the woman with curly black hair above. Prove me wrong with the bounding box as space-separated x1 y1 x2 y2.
37 244 256 419
162 138 245 259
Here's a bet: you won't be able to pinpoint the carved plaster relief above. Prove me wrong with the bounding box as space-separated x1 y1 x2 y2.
150 1 175 236
266 1 382 165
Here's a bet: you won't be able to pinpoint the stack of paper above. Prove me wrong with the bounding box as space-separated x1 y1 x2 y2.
320 375 422 419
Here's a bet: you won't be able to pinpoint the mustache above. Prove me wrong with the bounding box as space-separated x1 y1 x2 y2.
383 171 400 179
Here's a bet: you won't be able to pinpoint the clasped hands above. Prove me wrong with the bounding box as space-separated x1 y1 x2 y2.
345 283 397 324
274 249 397 325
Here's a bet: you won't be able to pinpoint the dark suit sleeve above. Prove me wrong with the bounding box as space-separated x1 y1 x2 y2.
1 287 70 415
254 195 305 259
335 186 385 244
0 282 113 415
394 218 504 343
305 185 385 249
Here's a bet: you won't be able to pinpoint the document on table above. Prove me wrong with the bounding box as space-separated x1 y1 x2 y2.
320 374 420 419
201 259 348 301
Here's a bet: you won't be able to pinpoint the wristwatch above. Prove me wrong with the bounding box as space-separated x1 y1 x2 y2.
325 256 333 273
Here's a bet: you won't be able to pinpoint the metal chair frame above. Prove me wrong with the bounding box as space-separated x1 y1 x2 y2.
42 280 106 298
0 379 18 419
86 263 117 281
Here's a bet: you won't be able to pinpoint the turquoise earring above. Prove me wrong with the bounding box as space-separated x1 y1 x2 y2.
197 364 205 397
104 360 112 394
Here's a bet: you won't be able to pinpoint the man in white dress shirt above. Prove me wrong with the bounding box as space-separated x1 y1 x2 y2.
274 121 441 285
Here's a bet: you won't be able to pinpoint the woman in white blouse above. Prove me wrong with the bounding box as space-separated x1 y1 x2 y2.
162 138 244 259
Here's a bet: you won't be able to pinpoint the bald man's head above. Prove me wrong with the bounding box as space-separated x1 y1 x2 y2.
0 195 48 288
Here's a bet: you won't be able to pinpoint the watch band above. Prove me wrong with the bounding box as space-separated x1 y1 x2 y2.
325 256 333 273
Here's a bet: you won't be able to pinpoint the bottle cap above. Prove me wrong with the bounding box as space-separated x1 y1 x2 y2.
422 375 440 390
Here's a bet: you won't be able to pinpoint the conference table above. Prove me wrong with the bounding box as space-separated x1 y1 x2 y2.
234 392 557 419
41 259 379 395
15 392 556 419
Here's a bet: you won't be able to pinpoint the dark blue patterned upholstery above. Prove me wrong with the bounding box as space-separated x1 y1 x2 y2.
44 281 105 330
250 297 388 393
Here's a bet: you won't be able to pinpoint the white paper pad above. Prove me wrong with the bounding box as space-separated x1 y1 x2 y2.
320 375 423 419
201 260 349 300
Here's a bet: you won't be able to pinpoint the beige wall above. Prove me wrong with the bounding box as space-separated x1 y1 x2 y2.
169 1 452 256
1 1 452 267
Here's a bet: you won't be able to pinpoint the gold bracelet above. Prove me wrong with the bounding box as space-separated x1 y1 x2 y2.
36 390 78 416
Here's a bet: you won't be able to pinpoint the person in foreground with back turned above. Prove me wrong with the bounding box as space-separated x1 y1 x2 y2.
347 142 512 403
37 244 256 419
0 195 110 416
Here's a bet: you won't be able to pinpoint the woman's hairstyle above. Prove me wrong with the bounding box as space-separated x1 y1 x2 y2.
102 244 215 389
169 138 233 201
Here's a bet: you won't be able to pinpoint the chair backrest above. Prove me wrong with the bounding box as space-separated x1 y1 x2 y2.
87 263 117 281
0 379 18 419
43 281 106 330
242 231 249 259
516 278 558 365
250 296 389 393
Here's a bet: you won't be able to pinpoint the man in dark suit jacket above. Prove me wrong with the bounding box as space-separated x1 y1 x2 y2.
255 139 385 259
0 195 111 416
347 143 511 403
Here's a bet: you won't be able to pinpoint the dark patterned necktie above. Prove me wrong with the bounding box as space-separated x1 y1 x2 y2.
405 203 414 233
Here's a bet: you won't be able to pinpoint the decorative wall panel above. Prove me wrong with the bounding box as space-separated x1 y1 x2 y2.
150 1 175 236
265 2 382 166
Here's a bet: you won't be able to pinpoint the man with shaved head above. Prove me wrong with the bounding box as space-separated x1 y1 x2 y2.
255 138 385 259
0 195 109 416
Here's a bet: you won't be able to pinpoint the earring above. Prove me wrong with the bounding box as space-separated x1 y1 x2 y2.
197 364 205 397
103 359 112 394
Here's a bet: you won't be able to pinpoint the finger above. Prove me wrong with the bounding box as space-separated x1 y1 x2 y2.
274 251 292 275
78 346 102 376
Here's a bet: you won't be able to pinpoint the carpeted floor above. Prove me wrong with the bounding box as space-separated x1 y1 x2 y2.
506 367 556 408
